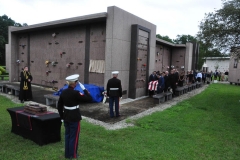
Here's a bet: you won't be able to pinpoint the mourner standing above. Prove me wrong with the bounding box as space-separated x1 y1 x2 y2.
107 71 122 118
57 74 92 159
19 66 33 103
170 69 178 97
206 71 211 83
149 71 157 82
224 70 229 81
148 71 157 97
164 71 170 92
202 71 206 83
178 71 185 87
188 70 194 84
196 71 202 82
157 72 165 94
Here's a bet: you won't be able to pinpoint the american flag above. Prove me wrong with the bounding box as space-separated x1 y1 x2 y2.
148 81 158 91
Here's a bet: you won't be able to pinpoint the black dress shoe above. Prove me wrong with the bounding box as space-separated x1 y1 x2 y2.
116 115 121 117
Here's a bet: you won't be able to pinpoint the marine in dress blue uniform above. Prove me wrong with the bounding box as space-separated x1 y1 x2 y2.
58 74 92 159
106 71 122 117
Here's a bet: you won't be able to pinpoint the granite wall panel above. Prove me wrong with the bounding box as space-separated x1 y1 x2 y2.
15 25 87 89
88 23 106 87
155 44 171 72
171 48 186 72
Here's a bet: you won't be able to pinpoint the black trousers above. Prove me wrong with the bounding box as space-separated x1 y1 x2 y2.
202 77 206 83
197 77 201 82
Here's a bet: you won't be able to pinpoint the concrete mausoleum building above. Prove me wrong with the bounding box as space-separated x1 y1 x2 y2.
229 57 240 84
6 6 198 99
202 57 230 72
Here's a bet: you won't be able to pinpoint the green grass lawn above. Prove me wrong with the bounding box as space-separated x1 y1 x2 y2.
0 83 240 160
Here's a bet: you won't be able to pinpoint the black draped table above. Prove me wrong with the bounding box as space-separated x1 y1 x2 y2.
7 106 61 146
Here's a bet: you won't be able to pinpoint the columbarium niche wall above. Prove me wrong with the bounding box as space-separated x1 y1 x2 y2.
17 25 87 90
88 23 106 87
171 48 186 72
17 35 29 75
129 25 151 99
155 44 171 72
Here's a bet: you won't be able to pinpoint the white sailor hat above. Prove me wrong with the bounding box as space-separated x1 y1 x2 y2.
66 74 79 82
112 71 119 74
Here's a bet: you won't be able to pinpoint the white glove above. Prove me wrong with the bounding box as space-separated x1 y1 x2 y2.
79 82 86 90
61 119 64 123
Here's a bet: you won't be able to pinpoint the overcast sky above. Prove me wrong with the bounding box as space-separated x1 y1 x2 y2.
0 0 223 40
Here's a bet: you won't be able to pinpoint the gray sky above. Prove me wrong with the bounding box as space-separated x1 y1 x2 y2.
0 0 223 40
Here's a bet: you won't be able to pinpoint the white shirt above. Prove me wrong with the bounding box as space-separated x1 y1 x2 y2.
196 72 202 78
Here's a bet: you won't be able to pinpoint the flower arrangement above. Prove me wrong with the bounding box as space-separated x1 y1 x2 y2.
45 60 51 67
102 90 108 103
102 90 107 97
51 61 58 66
66 64 70 68
60 52 66 58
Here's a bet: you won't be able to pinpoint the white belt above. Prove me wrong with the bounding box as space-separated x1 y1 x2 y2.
110 88 119 90
64 105 79 110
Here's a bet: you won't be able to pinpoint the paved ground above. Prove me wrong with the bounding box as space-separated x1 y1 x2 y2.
1 81 226 130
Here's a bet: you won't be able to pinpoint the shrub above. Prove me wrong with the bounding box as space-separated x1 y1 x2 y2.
0 66 6 75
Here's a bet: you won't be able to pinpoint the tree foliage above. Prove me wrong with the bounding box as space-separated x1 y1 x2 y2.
156 34 174 43
0 14 27 65
156 33 226 70
198 0 240 58
173 34 198 44
0 66 6 75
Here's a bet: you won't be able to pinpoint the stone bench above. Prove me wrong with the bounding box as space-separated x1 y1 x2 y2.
0 75 8 80
183 85 188 93
187 84 192 91
196 82 202 88
5 84 20 96
44 94 60 108
175 87 184 96
164 91 172 101
153 93 165 104
196 82 200 88
192 83 196 90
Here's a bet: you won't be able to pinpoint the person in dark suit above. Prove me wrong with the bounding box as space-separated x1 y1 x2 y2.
148 71 157 97
19 66 33 103
170 69 178 96
188 70 194 84
178 71 185 87
57 74 92 159
106 71 122 118
149 71 157 82
157 72 165 94
164 71 170 92
202 71 206 83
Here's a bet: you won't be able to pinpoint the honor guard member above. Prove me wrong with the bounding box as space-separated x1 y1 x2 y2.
106 71 122 118
57 74 92 159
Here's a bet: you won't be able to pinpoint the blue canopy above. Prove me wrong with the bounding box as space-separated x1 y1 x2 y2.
53 83 104 103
